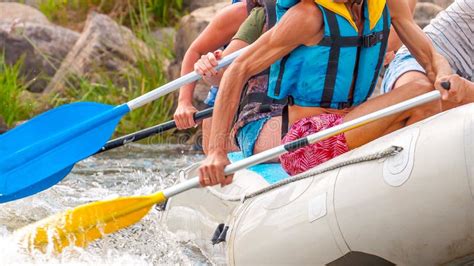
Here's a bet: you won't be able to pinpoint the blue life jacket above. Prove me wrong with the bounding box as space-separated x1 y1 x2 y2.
268 0 390 109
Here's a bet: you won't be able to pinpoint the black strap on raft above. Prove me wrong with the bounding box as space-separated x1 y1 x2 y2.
211 223 229 245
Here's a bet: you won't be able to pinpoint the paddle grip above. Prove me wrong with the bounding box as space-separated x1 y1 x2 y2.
193 107 214 121
97 108 214 154
441 81 451 90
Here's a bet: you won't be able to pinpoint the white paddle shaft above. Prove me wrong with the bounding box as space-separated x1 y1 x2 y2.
126 47 248 110
163 90 441 198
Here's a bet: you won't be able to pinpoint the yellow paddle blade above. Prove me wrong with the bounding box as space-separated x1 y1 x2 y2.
14 191 166 253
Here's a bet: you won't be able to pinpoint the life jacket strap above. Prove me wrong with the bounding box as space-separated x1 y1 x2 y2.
318 31 386 48
239 92 288 112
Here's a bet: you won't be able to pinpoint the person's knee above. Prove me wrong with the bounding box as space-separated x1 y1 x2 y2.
410 78 433 94
409 97 442 123
411 79 441 117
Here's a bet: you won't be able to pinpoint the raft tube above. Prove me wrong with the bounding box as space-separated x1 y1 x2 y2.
161 104 474 265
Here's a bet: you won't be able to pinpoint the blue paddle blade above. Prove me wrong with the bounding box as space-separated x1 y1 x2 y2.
0 102 130 203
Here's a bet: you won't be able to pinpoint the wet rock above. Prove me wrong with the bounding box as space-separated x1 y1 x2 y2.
415 2 444 28
0 22 80 92
183 0 228 12
0 2 49 24
169 2 229 109
45 12 151 96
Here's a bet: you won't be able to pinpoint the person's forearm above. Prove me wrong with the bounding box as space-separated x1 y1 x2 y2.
461 79 474 105
207 62 249 154
178 49 201 105
430 52 452 81
392 18 450 82
389 0 450 82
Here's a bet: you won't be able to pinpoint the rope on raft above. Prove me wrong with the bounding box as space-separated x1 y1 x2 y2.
207 145 403 202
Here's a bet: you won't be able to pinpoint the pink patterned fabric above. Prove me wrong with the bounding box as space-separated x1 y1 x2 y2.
280 114 349 175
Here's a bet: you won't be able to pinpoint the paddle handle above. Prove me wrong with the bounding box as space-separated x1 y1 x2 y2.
126 47 248 110
97 107 214 153
441 81 451 90
162 91 442 198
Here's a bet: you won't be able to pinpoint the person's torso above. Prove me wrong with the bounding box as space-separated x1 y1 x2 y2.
234 1 285 133
267 0 390 110
424 0 473 81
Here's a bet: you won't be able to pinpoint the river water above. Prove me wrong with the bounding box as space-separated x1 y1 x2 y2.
0 144 211 265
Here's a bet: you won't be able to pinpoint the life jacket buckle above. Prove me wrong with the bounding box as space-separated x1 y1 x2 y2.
287 96 295 106
363 33 378 48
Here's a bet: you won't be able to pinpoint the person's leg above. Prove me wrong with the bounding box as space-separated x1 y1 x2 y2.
203 118 238 154
344 79 442 149
392 70 460 111
253 116 282 162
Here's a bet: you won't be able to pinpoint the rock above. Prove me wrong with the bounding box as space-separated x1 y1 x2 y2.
44 12 151 96
169 2 229 109
419 0 454 9
183 0 228 12
151 27 176 44
414 2 444 28
0 2 49 24
0 22 80 92
174 2 229 64
0 115 7 134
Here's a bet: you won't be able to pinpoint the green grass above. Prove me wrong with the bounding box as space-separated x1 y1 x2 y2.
0 54 35 128
50 51 175 140
47 0 178 141
37 0 185 30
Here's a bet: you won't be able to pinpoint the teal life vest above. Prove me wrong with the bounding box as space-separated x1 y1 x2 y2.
268 0 391 109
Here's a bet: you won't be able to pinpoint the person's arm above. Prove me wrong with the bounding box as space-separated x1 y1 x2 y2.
194 7 267 87
387 0 453 93
198 0 324 187
384 0 417 65
174 2 248 130
194 40 250 87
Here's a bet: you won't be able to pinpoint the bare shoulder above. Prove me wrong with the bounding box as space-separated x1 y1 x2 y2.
386 0 412 20
213 2 248 29
275 0 323 46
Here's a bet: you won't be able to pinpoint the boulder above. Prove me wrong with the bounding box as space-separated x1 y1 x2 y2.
0 2 49 24
44 12 151 96
0 22 80 92
151 27 176 45
174 2 228 63
414 2 444 28
183 0 228 12
169 2 229 109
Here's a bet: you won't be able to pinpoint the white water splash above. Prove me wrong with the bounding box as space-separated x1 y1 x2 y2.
0 144 209 265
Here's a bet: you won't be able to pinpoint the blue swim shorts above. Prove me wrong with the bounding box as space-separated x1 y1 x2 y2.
236 117 271 158
380 49 425 94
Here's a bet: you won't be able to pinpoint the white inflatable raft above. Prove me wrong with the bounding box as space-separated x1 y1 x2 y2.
161 104 474 265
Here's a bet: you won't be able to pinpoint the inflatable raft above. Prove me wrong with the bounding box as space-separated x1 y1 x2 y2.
161 104 474 265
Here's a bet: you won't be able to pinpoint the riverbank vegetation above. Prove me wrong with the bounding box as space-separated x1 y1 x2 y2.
4 0 185 140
